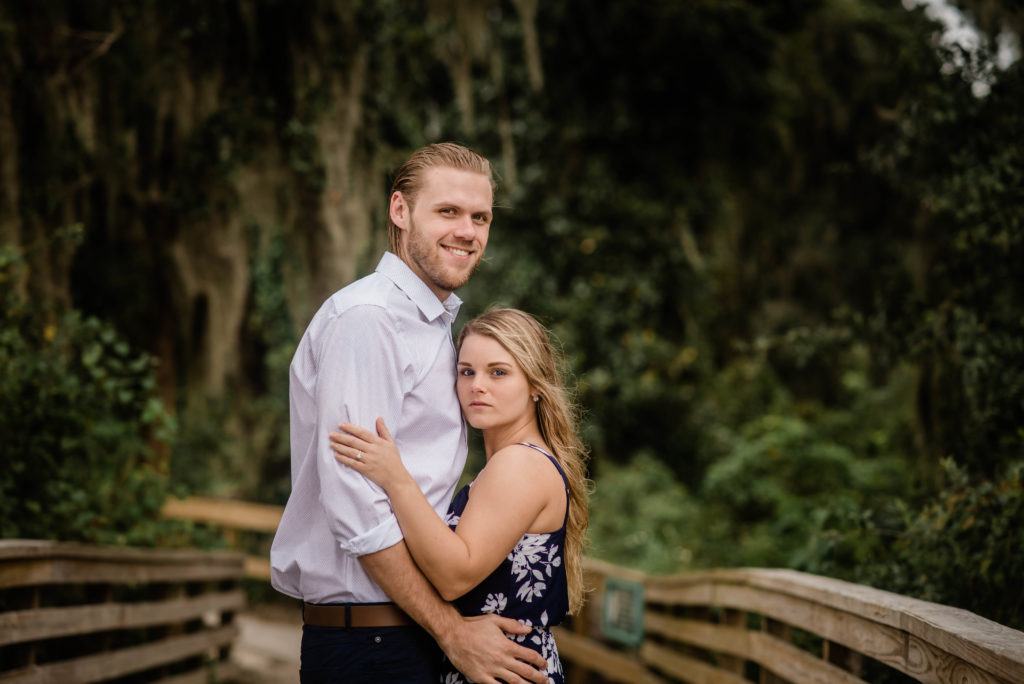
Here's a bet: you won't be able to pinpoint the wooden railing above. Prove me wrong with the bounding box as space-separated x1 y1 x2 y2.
0 539 246 684
555 558 1024 684
161 497 282 581
161 497 1024 683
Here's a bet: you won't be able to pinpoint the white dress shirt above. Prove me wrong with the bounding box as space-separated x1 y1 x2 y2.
270 252 468 604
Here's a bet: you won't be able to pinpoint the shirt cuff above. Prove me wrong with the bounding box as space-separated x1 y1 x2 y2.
338 515 404 557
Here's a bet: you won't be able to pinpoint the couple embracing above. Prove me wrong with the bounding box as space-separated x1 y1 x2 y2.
270 143 590 684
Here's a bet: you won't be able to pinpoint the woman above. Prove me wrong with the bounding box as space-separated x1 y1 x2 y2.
330 308 589 684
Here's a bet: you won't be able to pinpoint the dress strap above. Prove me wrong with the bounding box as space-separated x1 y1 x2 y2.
517 442 570 526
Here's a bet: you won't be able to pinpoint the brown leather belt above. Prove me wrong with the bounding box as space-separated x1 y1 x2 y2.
302 602 412 628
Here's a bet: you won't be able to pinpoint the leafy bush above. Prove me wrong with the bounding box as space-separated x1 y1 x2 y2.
588 451 700 574
0 247 178 546
697 412 912 569
802 459 1024 631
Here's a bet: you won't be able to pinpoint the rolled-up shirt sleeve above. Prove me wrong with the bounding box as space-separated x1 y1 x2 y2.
313 305 411 556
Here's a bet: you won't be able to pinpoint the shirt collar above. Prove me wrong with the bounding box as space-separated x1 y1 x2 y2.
375 252 463 323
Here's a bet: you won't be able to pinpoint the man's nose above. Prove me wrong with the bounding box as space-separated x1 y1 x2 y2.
452 216 476 240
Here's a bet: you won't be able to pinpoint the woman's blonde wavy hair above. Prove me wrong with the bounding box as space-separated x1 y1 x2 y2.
456 308 591 614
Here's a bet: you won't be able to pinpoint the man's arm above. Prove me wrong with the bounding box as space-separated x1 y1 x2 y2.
359 541 548 684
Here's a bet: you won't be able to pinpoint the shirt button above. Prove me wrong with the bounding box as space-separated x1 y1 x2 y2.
374 636 382 644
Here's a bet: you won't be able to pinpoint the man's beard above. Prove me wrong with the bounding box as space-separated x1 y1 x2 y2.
405 221 481 293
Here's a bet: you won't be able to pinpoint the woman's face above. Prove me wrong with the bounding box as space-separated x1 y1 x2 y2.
456 333 534 431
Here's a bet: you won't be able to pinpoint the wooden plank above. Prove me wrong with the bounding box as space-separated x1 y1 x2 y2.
648 582 891 653
894 601 1024 684
244 555 271 581
552 626 662 684
161 497 283 533
739 569 1024 680
889 635 1008 684
747 630 867 684
645 613 752 659
582 557 648 584
0 541 244 567
644 613 862 683
0 555 243 589
721 584 1011 683
645 572 1024 683
0 589 245 646
0 625 237 683
641 641 747 684
645 568 1024 681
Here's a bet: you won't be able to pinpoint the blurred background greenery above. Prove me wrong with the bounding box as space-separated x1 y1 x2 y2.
1 0 1021 630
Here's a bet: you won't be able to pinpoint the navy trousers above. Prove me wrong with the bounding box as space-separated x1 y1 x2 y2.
299 623 441 683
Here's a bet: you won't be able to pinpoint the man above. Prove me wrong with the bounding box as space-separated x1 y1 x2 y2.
270 143 547 683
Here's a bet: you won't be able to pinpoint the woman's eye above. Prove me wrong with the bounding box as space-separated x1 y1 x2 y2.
492 369 506 377
459 369 474 376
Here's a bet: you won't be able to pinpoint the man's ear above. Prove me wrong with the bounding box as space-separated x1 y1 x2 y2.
389 191 409 231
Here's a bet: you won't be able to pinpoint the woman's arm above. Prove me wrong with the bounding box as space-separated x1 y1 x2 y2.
331 419 555 599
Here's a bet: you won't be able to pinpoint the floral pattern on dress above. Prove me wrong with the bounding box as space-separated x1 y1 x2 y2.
510 533 564 604
444 614 562 684
438 443 570 684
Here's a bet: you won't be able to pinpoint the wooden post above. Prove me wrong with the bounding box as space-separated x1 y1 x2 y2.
760 617 791 684
566 601 591 684
823 639 862 676
719 608 746 674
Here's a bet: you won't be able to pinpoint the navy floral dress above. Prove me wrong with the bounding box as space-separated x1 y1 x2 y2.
440 443 569 684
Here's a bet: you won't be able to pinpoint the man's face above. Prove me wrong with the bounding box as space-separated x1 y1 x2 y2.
391 166 493 300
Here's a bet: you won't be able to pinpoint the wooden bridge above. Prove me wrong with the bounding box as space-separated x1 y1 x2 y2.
2 496 1022 683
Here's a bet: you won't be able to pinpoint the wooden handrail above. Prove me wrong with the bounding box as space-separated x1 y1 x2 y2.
0 540 246 683
161 496 283 532
161 496 283 580
161 496 1024 683
555 561 1024 683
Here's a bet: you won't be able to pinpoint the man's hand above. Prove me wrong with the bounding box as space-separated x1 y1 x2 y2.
438 614 548 684
360 543 546 682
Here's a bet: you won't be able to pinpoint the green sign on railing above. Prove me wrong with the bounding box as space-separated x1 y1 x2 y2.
600 577 645 646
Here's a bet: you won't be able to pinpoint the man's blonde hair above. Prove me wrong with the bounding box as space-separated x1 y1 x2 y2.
387 143 496 257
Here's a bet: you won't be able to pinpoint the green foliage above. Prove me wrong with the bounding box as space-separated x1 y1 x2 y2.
802 459 1024 631
588 452 699 574
858 52 1024 477
675 343 915 569
698 412 911 568
6 0 1024 631
588 349 915 574
0 246 178 546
